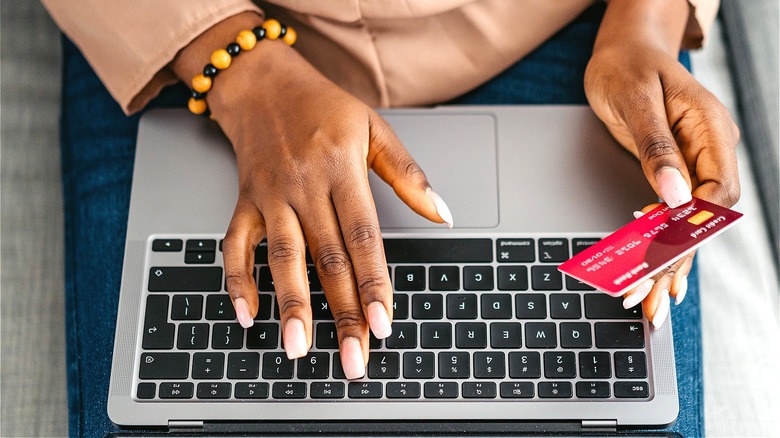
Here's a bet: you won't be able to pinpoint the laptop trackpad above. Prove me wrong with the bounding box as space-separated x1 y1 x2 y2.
369 113 499 229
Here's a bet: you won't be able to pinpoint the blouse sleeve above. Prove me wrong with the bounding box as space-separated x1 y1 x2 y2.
40 0 262 115
684 0 720 49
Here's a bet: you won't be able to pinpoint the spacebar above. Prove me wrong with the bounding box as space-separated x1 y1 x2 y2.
382 238 493 263
148 266 223 292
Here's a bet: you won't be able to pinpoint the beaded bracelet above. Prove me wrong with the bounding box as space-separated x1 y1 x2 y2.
188 19 297 115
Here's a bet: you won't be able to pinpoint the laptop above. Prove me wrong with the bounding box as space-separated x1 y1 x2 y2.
107 105 679 435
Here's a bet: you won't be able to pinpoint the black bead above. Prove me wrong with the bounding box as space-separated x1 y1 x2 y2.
226 43 240 56
279 25 287 38
203 64 218 78
191 90 206 100
252 26 266 40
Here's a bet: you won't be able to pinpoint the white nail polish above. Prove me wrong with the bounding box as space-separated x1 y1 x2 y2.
633 211 645 219
234 297 254 329
675 276 688 305
340 337 366 379
656 167 692 208
426 188 454 228
284 318 308 359
653 291 671 330
623 279 654 309
367 302 392 339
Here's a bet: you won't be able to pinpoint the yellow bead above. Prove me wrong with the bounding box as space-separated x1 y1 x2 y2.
262 19 282 40
188 97 207 115
282 27 297 46
211 49 232 70
191 74 212 93
236 30 257 51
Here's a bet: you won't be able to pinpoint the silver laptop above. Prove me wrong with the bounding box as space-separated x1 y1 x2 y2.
107 106 678 434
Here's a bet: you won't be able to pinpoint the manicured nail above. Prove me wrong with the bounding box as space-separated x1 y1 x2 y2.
633 211 645 219
367 302 392 339
234 297 254 329
340 337 366 379
283 318 308 359
675 276 688 305
623 279 654 309
656 167 692 208
653 291 671 330
426 188 454 228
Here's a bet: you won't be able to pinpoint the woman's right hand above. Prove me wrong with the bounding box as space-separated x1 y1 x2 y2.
174 13 452 379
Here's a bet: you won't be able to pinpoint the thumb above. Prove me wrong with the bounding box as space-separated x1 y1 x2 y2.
366 111 454 227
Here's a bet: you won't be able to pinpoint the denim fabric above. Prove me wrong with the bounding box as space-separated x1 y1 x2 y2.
61 4 702 437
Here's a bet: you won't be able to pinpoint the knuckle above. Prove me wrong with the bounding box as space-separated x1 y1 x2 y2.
332 308 365 332
357 274 390 302
268 239 302 265
639 132 677 163
224 269 249 296
276 295 309 317
314 245 352 278
346 222 381 250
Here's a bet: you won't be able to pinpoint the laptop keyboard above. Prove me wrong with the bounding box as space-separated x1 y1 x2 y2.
136 236 652 402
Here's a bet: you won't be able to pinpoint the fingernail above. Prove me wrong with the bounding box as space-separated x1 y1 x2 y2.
340 337 366 379
234 297 254 329
656 167 692 208
283 318 308 359
623 279 654 309
675 276 688 305
633 211 645 219
367 302 392 339
653 290 671 330
426 188 454 228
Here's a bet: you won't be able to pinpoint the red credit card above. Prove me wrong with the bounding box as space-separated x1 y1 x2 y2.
558 197 743 296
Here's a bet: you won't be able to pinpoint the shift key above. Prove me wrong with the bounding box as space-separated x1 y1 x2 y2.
148 267 222 292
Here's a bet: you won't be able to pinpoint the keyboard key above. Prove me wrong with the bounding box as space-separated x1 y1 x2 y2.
211 323 243 349
297 352 330 379
594 322 645 349
474 352 505 378
186 239 216 252
205 295 236 320
490 322 522 348
515 294 547 319
235 382 269 399
560 322 592 349
584 294 642 319
565 275 595 291
481 294 513 319
139 353 189 380
254 294 273 320
385 322 417 349
368 352 400 379
538 382 572 398
531 266 563 290
572 238 600 256
315 323 339 349
349 382 383 399
543 352 576 379
263 353 294 379
159 382 194 399
429 266 460 291
192 352 224 379
383 238 493 263
579 352 611 379
306 265 322 291
447 294 478 319
497 266 528 291
310 294 334 320
386 382 421 399
246 323 279 349
392 294 409 320
455 322 487 349
438 352 470 379
185 251 214 264
508 352 541 379
310 382 344 399
538 238 569 262
197 382 231 399
253 241 269 264
272 382 307 399
614 352 647 378
257 266 275 292
500 382 534 398
403 352 435 379
424 382 459 399
142 296 174 350
462 382 497 399
463 266 494 290
148 267 222 292
576 381 610 398
549 294 582 319
395 266 426 291
152 239 182 252
412 294 443 320
421 322 452 349
176 323 209 349
614 381 650 398
171 295 203 320
332 354 346 379
496 238 535 262
524 322 557 348
228 352 260 379
136 382 156 399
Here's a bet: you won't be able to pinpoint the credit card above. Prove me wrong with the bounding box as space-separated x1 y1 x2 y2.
558 197 743 296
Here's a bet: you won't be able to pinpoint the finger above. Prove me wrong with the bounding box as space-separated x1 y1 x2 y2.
264 203 312 359
366 111 454 228
622 278 654 309
686 119 741 207
669 253 694 305
642 283 671 330
223 200 265 328
331 168 393 340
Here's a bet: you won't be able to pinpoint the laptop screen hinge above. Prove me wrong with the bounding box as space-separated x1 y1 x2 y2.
582 420 617 432
168 420 204 431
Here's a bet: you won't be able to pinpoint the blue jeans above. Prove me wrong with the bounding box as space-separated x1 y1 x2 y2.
61 4 702 437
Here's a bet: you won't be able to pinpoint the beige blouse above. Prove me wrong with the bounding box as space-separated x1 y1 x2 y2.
41 0 717 115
